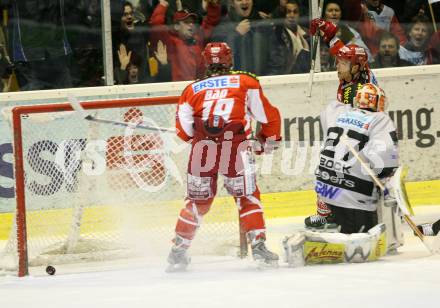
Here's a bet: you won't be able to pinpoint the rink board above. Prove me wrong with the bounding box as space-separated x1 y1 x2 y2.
1 65 439 243
1 179 439 240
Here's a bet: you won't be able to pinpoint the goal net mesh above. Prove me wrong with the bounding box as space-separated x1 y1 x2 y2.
0 98 242 274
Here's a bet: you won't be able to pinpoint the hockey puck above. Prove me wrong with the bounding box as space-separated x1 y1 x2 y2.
46 265 56 275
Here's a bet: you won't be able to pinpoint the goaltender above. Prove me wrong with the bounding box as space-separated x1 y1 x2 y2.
284 83 403 266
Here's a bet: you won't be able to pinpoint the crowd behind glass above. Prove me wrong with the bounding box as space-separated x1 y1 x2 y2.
0 0 439 92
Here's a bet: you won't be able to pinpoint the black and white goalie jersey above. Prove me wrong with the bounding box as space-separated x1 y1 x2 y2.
316 101 399 212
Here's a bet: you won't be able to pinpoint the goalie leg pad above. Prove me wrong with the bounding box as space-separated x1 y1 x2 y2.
377 192 404 253
283 233 306 267
282 223 387 266
378 166 414 253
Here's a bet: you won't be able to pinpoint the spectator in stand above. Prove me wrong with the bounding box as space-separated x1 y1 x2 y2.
399 15 434 65
6 0 73 90
370 32 413 68
149 0 221 81
358 0 407 56
66 0 103 87
110 0 159 28
115 51 142 84
266 0 310 75
410 6 440 66
114 1 171 83
319 0 372 71
115 41 169 84
400 0 440 67
271 0 309 27
153 0 219 24
211 0 274 75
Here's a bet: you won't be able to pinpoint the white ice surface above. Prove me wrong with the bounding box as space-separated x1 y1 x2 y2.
1 206 440 308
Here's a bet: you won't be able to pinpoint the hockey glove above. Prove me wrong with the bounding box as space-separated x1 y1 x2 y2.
310 18 338 43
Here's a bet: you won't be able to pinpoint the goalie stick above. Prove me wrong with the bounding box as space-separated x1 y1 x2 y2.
68 95 176 133
340 134 437 254
306 0 324 98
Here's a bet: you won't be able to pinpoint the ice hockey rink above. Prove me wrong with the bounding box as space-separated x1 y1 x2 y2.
0 204 439 308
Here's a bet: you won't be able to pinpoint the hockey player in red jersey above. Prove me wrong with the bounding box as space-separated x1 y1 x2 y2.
167 42 282 271
310 18 379 104
305 18 380 229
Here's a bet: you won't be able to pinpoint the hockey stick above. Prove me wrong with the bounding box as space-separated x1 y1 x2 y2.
306 0 325 98
340 134 436 254
68 95 175 133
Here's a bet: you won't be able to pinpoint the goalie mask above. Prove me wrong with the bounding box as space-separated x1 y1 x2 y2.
354 83 387 112
202 42 233 70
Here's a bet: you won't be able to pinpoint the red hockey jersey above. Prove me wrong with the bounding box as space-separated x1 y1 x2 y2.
176 72 281 143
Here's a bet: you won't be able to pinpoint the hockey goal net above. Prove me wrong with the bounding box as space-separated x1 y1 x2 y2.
1 96 245 276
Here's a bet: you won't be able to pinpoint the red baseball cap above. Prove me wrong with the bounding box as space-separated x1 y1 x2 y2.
173 10 197 23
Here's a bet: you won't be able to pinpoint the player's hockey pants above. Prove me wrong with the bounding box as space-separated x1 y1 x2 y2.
174 136 266 244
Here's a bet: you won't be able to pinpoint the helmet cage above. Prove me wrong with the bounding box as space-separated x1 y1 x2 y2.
354 83 387 112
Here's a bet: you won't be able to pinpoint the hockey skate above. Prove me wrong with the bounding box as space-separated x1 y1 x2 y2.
166 247 191 273
251 239 279 268
304 213 338 230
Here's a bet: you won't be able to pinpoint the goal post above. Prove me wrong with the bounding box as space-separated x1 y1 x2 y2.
3 96 246 277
